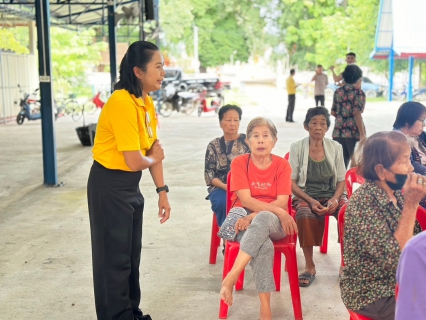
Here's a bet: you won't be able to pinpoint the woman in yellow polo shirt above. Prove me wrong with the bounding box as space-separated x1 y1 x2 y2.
87 41 170 320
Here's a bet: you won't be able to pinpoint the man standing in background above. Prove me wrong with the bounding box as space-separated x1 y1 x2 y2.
286 69 298 122
311 65 329 107
330 52 356 84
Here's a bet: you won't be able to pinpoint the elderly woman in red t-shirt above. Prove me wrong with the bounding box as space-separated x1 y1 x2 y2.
220 117 297 320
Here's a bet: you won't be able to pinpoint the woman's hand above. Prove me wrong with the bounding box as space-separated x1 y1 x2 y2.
279 212 298 236
158 192 171 224
403 173 426 208
147 140 165 163
309 199 328 216
326 197 339 214
234 216 251 234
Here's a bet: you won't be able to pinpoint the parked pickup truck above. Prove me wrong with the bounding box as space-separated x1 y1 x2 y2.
325 76 385 98
162 67 229 94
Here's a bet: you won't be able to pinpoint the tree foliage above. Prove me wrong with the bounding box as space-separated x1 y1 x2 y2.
50 28 107 95
0 28 29 54
159 0 268 68
273 0 403 74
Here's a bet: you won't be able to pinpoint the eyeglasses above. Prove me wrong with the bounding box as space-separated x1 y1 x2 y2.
145 111 153 138
418 118 426 126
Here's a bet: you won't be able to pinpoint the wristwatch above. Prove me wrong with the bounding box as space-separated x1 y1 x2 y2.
156 185 169 193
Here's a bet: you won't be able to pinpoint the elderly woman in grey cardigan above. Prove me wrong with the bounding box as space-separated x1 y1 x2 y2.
289 107 348 287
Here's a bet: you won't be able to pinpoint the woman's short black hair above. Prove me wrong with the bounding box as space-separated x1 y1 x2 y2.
218 104 242 121
393 101 426 129
358 131 408 180
114 41 159 98
303 107 331 128
342 65 362 85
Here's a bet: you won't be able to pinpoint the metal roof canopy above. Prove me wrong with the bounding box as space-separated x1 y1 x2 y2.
370 0 426 101
0 0 148 186
0 0 140 30
370 0 426 60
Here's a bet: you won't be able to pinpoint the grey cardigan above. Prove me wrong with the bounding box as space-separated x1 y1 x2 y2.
289 137 346 190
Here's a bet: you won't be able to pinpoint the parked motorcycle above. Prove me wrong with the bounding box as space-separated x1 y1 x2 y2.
15 85 57 125
196 86 224 117
156 83 198 117
16 85 42 125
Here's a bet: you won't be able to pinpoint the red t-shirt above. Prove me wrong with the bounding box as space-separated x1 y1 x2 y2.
230 154 292 208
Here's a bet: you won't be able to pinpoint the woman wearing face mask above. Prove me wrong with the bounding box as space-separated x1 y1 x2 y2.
340 131 424 320
88 41 170 320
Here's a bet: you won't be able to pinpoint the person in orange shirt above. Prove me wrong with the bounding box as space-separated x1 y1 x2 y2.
220 117 297 320
87 41 170 320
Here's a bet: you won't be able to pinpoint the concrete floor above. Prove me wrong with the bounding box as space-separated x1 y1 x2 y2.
0 85 403 320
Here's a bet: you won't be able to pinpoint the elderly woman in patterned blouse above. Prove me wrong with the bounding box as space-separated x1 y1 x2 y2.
290 107 348 287
340 131 424 320
204 104 250 227
331 64 366 168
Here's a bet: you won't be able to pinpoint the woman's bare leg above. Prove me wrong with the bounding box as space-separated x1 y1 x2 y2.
259 292 272 320
220 250 251 306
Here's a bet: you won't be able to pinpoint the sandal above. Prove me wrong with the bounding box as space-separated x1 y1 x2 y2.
298 272 316 287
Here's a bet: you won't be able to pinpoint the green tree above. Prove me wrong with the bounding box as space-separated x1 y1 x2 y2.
160 0 194 47
50 28 107 96
182 0 268 68
274 0 403 76
0 28 29 54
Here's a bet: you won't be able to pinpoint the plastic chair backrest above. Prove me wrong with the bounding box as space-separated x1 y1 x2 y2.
226 171 292 216
345 167 365 199
226 172 232 213
338 204 348 267
416 206 426 230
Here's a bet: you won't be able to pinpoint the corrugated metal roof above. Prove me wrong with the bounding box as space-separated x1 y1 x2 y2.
0 0 140 29
371 0 426 59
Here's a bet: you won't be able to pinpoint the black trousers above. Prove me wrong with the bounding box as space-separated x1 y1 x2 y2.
333 137 358 168
286 94 296 121
315 95 325 107
355 296 395 320
88 161 145 320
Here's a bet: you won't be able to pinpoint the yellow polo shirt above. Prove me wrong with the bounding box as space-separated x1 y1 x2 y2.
286 76 297 95
92 89 158 171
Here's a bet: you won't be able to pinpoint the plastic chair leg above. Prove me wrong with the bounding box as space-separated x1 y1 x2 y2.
219 299 229 319
209 213 220 264
235 270 245 291
284 247 303 320
273 250 282 291
320 215 329 254
220 242 245 318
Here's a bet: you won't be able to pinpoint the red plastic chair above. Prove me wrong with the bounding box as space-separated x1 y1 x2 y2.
209 213 221 264
338 205 373 320
284 151 329 254
347 311 372 320
416 206 426 230
219 172 302 320
345 167 365 199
